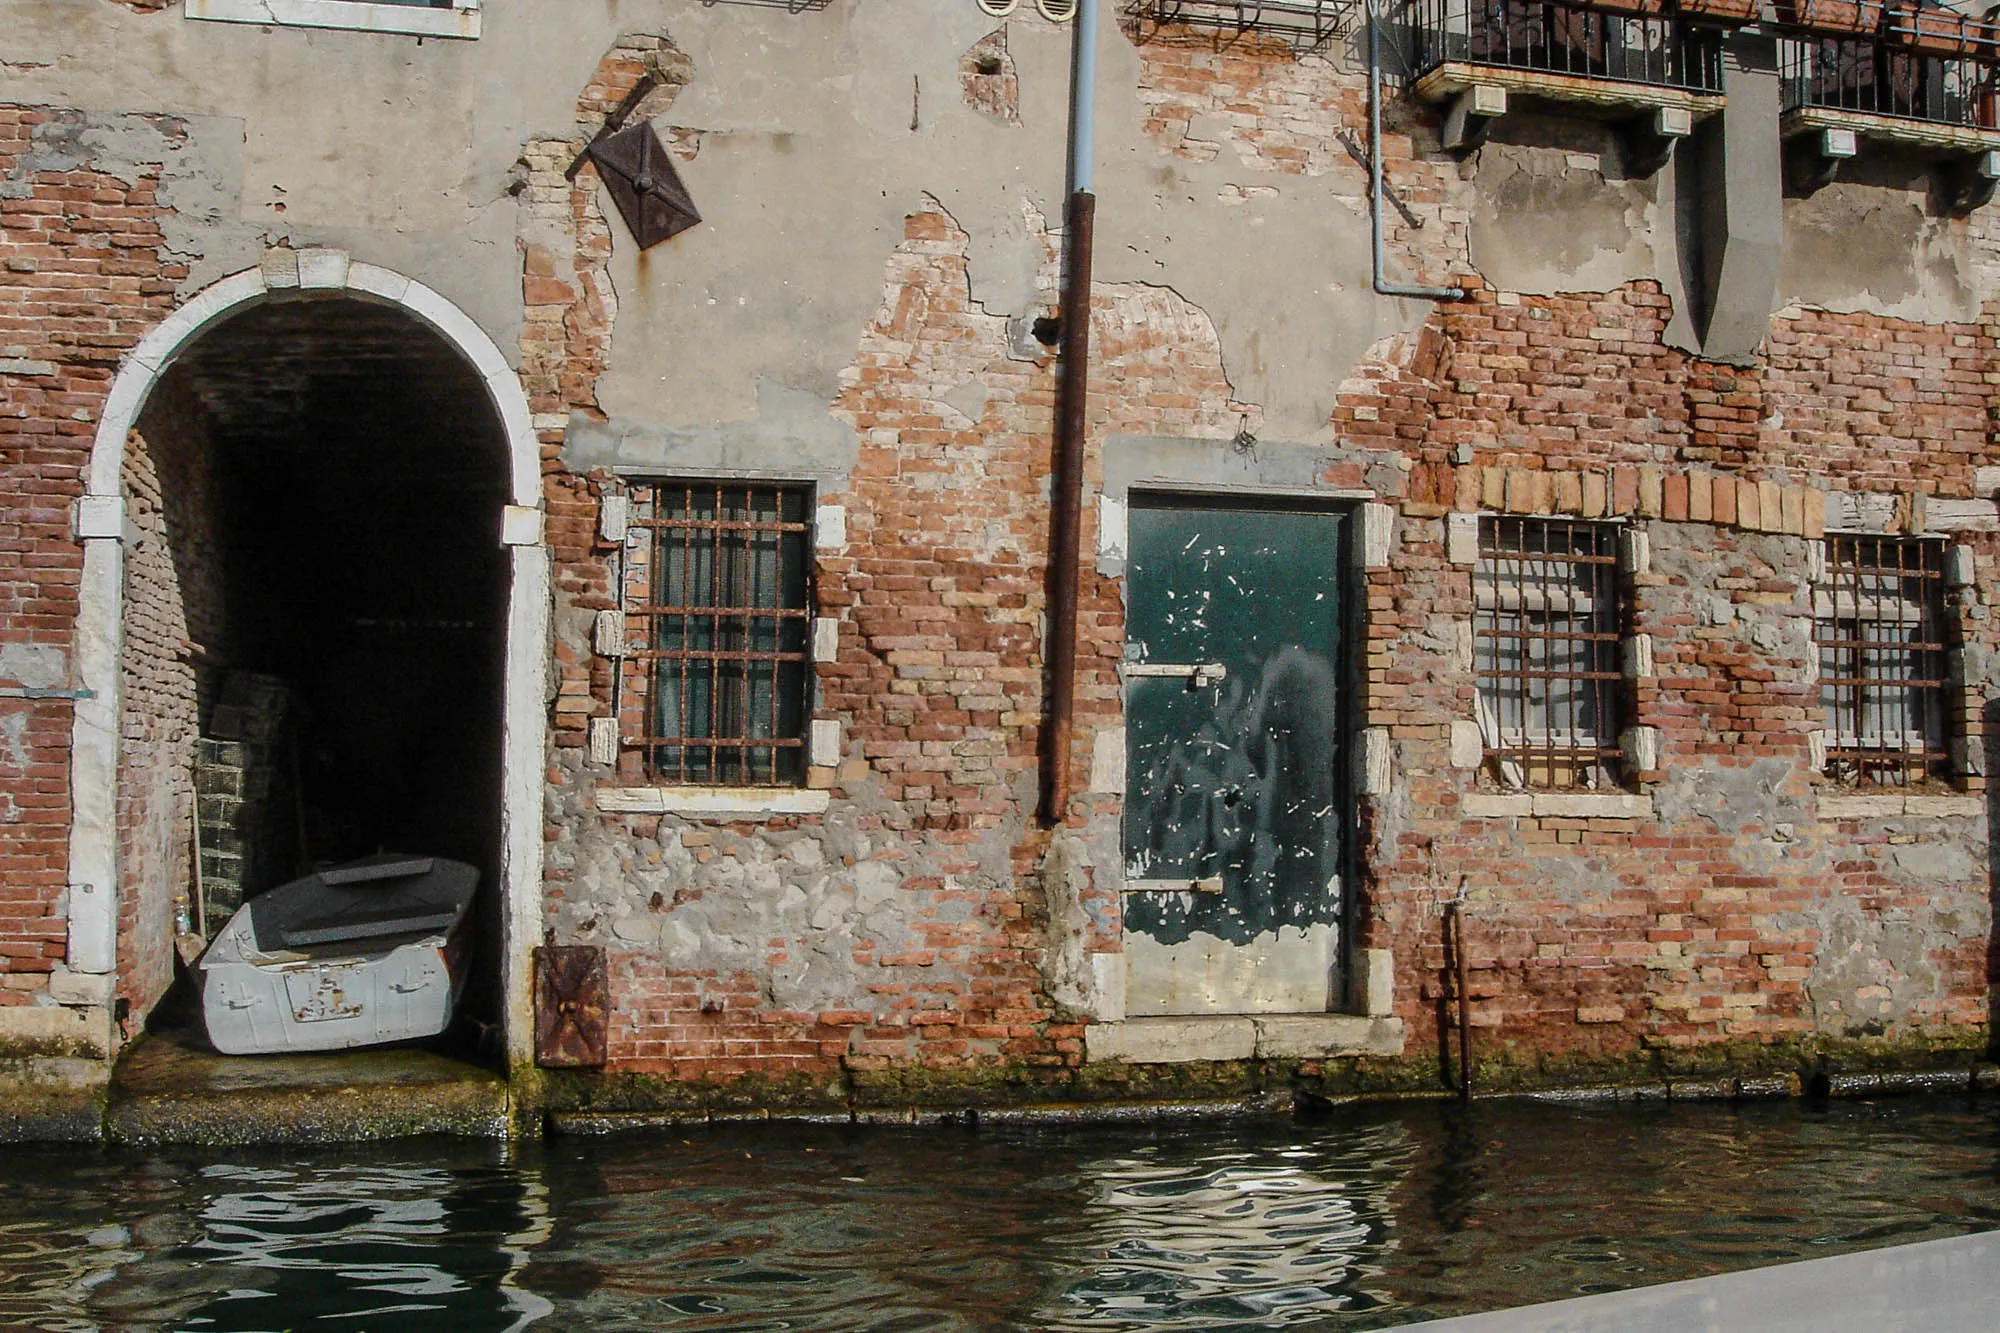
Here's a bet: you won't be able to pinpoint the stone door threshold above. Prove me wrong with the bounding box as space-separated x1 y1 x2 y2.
1085 1014 1406 1065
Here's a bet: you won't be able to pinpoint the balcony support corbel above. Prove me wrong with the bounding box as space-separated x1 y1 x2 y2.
1783 125 1856 194
1443 83 1507 153
1939 148 2000 216
1627 104 1694 175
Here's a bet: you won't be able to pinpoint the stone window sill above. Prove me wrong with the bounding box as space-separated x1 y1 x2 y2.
1084 1014 1406 1065
1817 793 1983 819
595 787 830 819
187 0 481 39
1459 791 1655 819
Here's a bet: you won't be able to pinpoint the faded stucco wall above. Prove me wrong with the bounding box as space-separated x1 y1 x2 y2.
9 0 2000 1097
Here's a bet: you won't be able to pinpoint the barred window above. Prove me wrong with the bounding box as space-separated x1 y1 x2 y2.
1474 517 1625 790
1815 535 1952 788
621 482 812 786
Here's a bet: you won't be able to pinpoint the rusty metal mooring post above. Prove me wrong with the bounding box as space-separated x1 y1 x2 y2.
1447 899 1474 1099
1041 188 1095 826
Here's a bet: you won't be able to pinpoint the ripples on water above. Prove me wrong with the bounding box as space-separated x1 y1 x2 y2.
3 1095 1999 1331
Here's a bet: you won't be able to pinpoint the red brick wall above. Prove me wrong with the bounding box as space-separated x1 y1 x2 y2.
116 375 228 1017
0 106 184 1005
1333 284 1999 1074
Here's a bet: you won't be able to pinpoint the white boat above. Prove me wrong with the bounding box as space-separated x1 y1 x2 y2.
199 854 479 1056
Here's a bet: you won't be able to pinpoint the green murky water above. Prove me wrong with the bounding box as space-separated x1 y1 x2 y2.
4 1094 2000 1331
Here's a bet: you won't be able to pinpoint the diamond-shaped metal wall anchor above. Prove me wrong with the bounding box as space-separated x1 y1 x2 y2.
587 121 701 249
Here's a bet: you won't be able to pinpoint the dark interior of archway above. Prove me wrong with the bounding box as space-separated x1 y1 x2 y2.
159 294 510 1035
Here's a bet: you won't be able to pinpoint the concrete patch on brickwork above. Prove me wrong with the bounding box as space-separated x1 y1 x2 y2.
1780 173 1978 326
562 381 860 481
1806 907 1960 1037
1469 127 1670 298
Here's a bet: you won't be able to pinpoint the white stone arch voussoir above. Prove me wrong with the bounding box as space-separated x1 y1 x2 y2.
67 253 549 1070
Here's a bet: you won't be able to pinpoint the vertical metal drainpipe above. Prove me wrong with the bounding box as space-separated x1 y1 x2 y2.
1042 0 1101 826
1369 2 1464 301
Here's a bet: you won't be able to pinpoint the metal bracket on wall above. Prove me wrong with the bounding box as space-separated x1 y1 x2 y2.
534 944 609 1068
566 75 703 250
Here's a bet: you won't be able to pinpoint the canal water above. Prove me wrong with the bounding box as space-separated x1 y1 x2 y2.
4 1093 2000 1331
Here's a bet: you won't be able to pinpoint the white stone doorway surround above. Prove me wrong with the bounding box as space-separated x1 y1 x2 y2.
65 254 549 1068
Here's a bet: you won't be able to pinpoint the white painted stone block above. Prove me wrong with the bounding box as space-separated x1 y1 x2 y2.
260 248 301 289
599 493 630 544
1361 503 1395 568
1808 729 1828 773
1251 1014 1404 1059
596 787 666 814
588 717 619 766
1904 795 1983 818
1927 500 1998 533
1098 493 1128 565
809 719 841 767
1090 726 1127 795
1461 792 1532 818
500 505 544 546
815 504 846 551
295 248 351 290
1624 632 1654 680
1358 726 1393 796
1090 952 1127 1024
1818 794 1904 818
345 262 412 305
1621 724 1661 772
1363 947 1396 1017
46 968 114 1007
1947 545 1977 588
1083 1016 1257 1064
1446 512 1481 566
1531 791 1653 818
1620 527 1651 575
594 609 625 658
74 495 124 541
812 617 840 663
1449 719 1483 769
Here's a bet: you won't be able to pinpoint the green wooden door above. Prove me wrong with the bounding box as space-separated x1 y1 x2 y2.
1122 499 1349 1016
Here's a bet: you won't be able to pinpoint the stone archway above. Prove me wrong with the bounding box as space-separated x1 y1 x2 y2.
67 252 549 1067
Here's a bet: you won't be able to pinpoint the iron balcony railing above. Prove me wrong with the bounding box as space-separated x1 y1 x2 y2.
1780 35 2000 128
1409 0 1726 95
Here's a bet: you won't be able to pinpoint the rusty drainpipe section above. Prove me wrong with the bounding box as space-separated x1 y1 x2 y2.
1041 0 1102 826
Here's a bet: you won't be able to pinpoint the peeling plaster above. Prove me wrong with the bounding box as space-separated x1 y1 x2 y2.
1780 174 1978 325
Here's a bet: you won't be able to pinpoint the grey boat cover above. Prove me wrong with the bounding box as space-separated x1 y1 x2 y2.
246 854 479 951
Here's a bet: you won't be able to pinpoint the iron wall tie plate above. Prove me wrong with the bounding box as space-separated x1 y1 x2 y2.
587 122 703 250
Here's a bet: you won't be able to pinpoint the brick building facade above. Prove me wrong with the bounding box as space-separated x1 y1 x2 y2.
3 0 1999 1123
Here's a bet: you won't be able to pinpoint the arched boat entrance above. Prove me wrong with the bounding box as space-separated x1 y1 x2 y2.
69 257 547 1067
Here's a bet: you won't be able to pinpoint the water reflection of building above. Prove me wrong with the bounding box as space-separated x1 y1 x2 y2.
80 1157 552 1331
1034 1120 1416 1329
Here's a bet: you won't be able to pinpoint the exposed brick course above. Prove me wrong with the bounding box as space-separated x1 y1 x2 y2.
1 105 185 1002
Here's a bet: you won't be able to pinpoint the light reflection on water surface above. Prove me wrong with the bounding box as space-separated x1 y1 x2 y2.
3 1095 2000 1331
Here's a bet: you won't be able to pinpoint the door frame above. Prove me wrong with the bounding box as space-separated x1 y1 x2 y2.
1098 439 1377 1016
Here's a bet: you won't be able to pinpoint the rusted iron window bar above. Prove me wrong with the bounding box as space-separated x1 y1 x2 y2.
1474 517 1625 790
1815 534 1951 788
1779 35 1997 128
629 483 812 786
1409 0 1726 95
